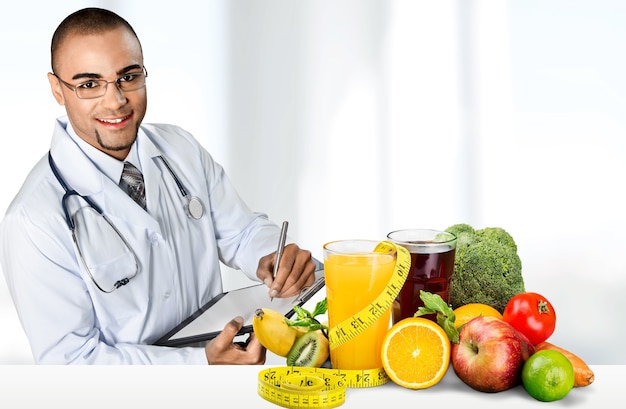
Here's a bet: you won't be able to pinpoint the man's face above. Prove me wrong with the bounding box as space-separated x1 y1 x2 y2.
48 27 147 160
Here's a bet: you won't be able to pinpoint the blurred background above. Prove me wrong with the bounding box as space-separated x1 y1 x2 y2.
1 0 624 364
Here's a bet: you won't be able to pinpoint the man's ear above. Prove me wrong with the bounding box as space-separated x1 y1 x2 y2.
47 72 66 106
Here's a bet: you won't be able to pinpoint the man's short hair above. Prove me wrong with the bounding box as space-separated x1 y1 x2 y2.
51 7 141 72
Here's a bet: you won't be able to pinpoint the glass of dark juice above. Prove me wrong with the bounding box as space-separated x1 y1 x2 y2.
386 229 457 324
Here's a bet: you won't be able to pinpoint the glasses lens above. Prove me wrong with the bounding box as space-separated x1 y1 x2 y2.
72 207 137 292
74 72 146 99
75 81 107 99
118 72 147 92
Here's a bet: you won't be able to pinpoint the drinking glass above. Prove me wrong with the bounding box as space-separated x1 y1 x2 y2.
386 229 457 324
323 240 396 370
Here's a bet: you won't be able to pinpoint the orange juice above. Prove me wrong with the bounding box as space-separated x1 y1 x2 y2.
323 240 396 370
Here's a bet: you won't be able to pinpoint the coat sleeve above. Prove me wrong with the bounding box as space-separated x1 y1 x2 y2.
152 123 286 281
0 197 208 365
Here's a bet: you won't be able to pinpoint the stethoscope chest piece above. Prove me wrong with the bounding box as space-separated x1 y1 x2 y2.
186 196 204 220
157 155 205 221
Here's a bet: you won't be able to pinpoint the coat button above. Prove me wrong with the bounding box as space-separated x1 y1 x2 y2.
150 233 159 245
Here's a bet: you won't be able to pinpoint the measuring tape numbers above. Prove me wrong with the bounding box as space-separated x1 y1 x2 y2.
327 241 410 350
258 241 411 408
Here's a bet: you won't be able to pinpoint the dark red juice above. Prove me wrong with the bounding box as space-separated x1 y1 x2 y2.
392 245 456 324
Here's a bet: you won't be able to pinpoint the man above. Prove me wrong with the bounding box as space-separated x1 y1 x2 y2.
0 7 316 364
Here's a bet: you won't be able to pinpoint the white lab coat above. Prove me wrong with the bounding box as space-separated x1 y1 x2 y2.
0 117 283 364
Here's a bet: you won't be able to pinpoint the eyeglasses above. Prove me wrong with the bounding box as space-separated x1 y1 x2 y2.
54 66 148 99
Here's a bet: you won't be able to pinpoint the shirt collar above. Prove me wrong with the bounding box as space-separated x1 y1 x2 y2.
65 123 143 183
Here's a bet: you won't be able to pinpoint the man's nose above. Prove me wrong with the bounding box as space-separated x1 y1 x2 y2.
101 81 127 107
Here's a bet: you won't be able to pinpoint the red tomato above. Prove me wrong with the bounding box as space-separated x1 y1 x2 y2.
502 292 556 345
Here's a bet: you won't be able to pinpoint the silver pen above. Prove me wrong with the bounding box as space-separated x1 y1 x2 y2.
271 221 289 301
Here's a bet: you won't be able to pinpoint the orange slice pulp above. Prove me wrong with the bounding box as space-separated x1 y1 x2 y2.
381 317 451 389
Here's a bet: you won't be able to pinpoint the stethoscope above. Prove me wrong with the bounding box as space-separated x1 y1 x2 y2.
48 152 205 223
47 151 205 292
154 155 205 220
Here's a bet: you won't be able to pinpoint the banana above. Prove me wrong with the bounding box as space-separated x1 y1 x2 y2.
252 308 306 357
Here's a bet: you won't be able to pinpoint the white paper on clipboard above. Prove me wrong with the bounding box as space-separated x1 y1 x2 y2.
154 267 325 347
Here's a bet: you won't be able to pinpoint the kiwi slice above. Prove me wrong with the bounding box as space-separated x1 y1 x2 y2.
286 330 329 367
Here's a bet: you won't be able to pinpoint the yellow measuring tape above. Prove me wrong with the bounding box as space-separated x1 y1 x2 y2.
258 241 411 408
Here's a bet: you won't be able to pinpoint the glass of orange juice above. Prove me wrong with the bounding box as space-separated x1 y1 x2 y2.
323 240 396 370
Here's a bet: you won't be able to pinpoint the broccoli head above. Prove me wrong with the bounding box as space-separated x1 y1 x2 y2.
445 224 525 313
475 227 518 253
445 223 475 253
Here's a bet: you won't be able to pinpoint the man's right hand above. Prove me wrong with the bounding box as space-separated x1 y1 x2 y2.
204 316 266 365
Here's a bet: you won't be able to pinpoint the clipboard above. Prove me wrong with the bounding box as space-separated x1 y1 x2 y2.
154 261 325 347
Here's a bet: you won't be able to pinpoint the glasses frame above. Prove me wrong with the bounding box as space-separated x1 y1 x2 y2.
53 66 148 99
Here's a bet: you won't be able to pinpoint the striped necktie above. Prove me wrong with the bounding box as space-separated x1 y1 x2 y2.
119 162 146 210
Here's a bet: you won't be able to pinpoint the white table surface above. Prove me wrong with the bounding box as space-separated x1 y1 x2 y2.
0 364 620 408
1 290 620 408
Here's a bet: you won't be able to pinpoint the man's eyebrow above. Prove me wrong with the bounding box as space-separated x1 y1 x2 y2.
70 65 143 81
118 64 143 76
71 72 102 80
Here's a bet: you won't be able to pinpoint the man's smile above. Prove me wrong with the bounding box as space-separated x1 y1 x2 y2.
97 114 132 127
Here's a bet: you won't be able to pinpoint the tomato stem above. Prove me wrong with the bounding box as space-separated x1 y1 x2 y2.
537 300 550 314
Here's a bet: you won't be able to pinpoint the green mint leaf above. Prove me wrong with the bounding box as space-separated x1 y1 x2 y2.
311 298 328 317
292 305 309 320
287 320 312 328
414 290 460 344
438 314 459 344
307 323 328 332
420 291 455 320
414 306 436 317
286 299 329 333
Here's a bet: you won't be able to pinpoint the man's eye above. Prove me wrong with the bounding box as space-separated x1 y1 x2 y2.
77 81 101 89
120 73 140 82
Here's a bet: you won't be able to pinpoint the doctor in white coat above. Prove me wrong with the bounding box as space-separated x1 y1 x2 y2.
0 8 316 364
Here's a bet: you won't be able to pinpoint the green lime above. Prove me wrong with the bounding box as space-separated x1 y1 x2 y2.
522 350 575 402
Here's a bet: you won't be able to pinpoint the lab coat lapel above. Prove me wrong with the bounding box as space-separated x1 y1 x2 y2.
49 118 162 236
49 119 101 195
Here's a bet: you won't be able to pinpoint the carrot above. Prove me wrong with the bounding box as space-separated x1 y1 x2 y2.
534 341 595 387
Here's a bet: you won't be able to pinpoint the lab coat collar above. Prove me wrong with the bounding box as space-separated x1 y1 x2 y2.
49 117 163 235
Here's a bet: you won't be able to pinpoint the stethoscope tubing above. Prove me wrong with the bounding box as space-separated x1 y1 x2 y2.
47 150 204 293
48 153 104 230
47 151 204 225
48 152 141 292
157 155 189 197
156 156 205 220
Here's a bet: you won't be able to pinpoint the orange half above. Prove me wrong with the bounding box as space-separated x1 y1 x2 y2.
381 317 450 389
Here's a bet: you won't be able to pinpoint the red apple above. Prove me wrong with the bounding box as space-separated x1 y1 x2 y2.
451 315 535 392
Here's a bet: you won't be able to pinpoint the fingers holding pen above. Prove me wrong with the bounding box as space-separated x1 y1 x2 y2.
268 244 316 299
256 220 316 299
